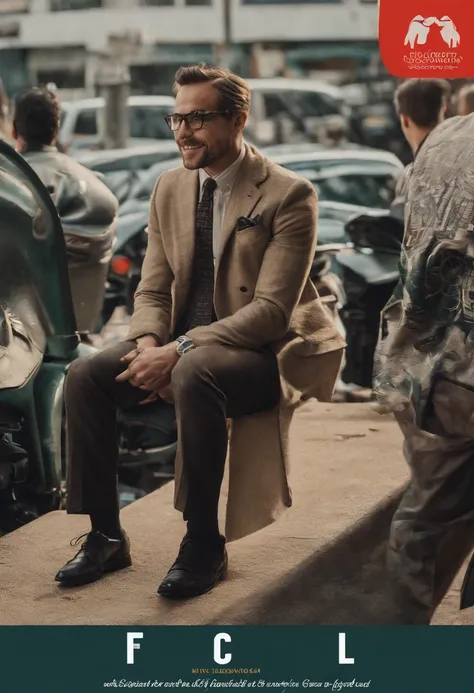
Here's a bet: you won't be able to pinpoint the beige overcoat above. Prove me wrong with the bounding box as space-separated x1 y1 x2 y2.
128 143 345 541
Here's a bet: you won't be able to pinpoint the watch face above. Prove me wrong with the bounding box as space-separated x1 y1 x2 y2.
177 340 189 355
177 339 193 355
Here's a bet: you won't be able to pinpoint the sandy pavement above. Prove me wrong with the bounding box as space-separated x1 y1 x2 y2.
1 399 473 625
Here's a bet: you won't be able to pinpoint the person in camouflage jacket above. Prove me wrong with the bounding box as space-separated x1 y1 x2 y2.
374 112 474 623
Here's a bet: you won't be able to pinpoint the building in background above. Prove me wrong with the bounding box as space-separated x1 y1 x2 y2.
0 0 380 98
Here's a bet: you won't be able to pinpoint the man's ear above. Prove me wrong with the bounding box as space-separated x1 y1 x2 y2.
401 113 411 130
235 111 248 132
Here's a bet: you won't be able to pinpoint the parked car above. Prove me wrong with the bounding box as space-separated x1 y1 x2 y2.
58 94 176 152
300 163 399 212
244 78 356 146
120 156 183 205
265 146 403 213
74 142 180 204
119 145 403 210
260 142 366 157
266 144 404 173
74 142 179 173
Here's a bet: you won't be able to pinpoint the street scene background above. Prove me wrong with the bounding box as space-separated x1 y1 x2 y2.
1 0 474 629
1 0 471 160
1 0 473 498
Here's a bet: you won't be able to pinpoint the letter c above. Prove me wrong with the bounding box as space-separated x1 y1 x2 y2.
214 633 232 665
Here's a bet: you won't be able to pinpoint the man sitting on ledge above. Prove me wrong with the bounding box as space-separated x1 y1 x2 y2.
55 64 345 599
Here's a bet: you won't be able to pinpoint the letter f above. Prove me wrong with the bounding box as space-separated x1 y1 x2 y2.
127 632 144 664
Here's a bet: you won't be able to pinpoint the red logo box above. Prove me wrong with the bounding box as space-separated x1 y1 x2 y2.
379 0 474 78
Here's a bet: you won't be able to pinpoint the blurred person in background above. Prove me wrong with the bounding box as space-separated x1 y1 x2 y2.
380 79 451 335
55 63 345 598
457 83 474 116
392 78 450 206
324 117 349 148
373 111 474 625
12 87 118 337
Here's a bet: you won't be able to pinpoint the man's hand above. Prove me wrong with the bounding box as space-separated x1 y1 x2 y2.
157 383 174 404
120 334 160 366
139 380 175 407
116 342 179 393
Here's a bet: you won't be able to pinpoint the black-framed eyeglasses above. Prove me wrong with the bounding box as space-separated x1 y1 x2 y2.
164 110 232 132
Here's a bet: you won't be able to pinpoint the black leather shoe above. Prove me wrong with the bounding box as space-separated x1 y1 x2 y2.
157 534 227 599
55 530 131 587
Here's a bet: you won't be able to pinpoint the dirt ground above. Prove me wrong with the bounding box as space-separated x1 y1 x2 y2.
1 398 473 626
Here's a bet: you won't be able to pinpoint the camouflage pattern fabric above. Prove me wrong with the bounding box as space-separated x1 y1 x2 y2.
373 113 474 622
374 113 474 421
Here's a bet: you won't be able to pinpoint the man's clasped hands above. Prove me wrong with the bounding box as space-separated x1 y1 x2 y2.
115 335 180 404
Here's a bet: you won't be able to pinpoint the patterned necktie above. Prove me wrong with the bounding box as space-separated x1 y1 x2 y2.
186 177 217 330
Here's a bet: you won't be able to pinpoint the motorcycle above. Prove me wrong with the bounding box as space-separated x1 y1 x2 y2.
0 140 176 534
334 210 404 392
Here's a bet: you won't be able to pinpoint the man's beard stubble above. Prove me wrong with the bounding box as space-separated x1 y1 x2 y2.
182 150 214 171
179 140 219 171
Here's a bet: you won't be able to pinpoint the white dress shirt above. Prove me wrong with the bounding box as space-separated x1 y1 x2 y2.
198 147 245 262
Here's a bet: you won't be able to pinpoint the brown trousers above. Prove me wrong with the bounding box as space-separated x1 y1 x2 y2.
65 341 280 537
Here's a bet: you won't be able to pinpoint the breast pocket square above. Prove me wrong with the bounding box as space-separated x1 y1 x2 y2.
237 214 261 230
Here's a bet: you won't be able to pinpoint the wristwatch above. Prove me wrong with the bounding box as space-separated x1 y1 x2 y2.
175 335 196 357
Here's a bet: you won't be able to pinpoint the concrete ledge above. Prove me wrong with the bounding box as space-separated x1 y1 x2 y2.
0 402 471 625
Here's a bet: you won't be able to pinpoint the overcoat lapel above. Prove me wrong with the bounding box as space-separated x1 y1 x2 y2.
216 148 267 272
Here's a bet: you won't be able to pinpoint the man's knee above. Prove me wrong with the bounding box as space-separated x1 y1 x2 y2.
171 348 212 398
65 354 98 397
66 341 134 396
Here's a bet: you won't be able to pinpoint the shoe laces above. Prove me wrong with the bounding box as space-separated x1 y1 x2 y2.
69 530 107 550
70 532 90 548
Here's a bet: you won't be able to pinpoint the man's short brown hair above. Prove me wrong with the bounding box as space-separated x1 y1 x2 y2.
458 83 474 115
173 63 251 114
394 78 451 128
13 87 60 147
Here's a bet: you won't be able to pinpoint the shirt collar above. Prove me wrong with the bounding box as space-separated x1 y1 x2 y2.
414 134 429 160
22 144 58 154
199 147 245 193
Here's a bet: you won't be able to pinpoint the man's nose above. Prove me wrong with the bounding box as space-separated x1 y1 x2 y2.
177 118 192 139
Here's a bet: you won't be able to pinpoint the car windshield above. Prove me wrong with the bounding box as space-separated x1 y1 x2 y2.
128 105 174 140
76 104 174 141
289 90 341 118
309 169 397 209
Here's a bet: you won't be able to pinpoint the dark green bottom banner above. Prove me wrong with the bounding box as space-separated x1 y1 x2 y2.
3 626 474 692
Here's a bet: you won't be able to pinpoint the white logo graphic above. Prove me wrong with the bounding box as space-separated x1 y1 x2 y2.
404 15 460 49
439 15 461 48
